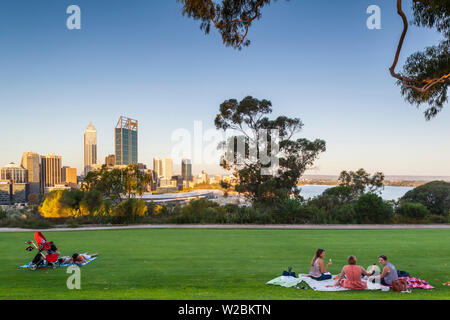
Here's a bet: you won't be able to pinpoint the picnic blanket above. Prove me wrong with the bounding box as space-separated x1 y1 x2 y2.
267 274 384 291
18 257 98 269
399 277 434 289
299 274 384 292
267 274 434 291
266 276 302 288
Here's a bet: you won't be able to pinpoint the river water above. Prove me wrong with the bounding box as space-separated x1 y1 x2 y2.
298 185 413 201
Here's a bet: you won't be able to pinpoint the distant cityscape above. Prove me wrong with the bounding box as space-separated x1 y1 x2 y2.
0 116 236 206
1 115 449 206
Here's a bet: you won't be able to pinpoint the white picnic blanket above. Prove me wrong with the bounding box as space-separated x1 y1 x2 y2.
299 274 384 292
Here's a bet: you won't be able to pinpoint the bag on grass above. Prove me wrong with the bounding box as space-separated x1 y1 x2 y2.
282 267 296 277
392 279 408 292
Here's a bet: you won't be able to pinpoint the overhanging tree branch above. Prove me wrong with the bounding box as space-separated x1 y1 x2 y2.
390 0 450 93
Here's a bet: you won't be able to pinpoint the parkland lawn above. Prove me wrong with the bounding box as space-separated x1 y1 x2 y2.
0 228 449 300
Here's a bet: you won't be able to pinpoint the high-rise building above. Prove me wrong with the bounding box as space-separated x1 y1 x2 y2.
84 122 97 175
21 152 41 194
0 181 12 205
153 157 163 177
115 116 138 165
40 154 62 190
61 166 77 184
181 159 193 182
163 158 173 178
1 162 28 183
105 154 116 167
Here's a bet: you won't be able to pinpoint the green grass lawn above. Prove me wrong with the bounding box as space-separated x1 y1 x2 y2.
0 228 449 300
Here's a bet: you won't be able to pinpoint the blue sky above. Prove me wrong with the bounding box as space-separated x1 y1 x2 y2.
0 0 449 176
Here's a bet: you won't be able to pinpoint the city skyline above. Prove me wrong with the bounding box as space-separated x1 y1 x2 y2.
0 1 449 176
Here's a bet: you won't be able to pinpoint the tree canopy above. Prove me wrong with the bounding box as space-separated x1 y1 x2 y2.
338 168 385 199
81 164 151 203
178 0 449 119
215 96 326 204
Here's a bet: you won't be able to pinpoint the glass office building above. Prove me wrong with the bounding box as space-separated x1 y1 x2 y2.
115 116 138 165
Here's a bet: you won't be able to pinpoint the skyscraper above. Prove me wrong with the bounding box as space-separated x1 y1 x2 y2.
115 116 138 165
153 157 173 178
40 154 62 190
21 151 41 194
163 158 173 178
153 157 163 177
84 122 97 175
181 159 193 182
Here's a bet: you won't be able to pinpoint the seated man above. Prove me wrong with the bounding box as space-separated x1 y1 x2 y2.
369 255 398 286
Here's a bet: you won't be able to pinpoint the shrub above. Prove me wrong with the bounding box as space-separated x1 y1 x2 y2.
427 215 448 224
0 209 6 220
396 202 430 220
400 181 450 216
112 198 148 223
333 204 357 224
353 193 394 224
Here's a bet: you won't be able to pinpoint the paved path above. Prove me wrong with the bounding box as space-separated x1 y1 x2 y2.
0 224 449 232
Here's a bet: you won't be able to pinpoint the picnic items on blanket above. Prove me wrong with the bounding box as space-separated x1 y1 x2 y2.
282 267 296 277
24 232 60 270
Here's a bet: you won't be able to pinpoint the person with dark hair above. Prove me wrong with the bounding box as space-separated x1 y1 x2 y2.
369 255 399 286
62 252 98 265
307 249 332 281
327 256 373 290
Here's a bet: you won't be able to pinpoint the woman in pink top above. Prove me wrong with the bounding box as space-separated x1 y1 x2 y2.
327 256 372 290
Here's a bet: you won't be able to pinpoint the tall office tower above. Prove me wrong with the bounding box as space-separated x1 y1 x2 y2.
105 154 116 167
162 158 173 178
61 166 77 184
115 116 138 165
181 159 193 182
1 162 28 183
84 122 97 175
153 157 163 177
40 154 62 189
21 151 41 194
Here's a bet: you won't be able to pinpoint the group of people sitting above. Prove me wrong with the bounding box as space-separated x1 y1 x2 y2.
306 248 399 290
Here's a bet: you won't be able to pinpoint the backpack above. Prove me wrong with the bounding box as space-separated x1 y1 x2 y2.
282 267 296 277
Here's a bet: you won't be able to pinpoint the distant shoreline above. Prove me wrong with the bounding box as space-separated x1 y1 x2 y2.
298 179 449 188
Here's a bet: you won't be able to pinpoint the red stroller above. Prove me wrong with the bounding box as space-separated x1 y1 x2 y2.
25 232 60 270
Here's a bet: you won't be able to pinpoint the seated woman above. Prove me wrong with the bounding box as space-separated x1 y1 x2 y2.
308 249 332 281
327 256 373 290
